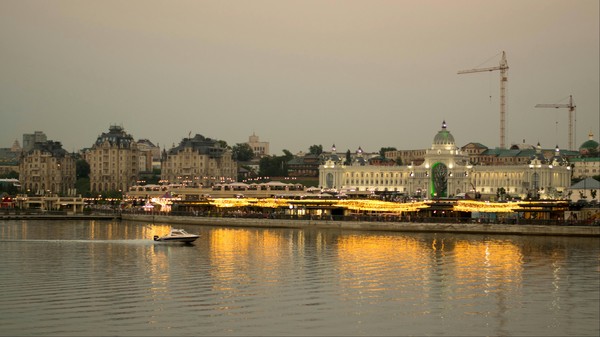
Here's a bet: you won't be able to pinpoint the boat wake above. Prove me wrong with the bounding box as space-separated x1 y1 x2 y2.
0 239 156 245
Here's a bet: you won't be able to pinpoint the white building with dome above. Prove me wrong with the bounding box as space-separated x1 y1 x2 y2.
319 121 572 200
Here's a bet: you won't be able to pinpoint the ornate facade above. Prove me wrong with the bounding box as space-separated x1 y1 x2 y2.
319 121 572 200
161 134 237 187
19 141 76 195
86 125 140 193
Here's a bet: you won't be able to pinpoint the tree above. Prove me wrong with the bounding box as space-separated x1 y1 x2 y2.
232 143 254 161
76 159 90 179
75 159 91 196
75 177 90 197
379 147 397 158
282 149 294 160
309 145 323 156
258 150 293 177
0 176 18 195
0 170 18 179
217 140 229 149
496 187 509 201
345 150 352 165
258 156 280 177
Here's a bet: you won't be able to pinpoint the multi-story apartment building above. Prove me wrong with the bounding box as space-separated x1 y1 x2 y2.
136 139 160 172
19 141 76 195
22 131 47 152
247 133 269 158
161 134 237 187
85 125 140 193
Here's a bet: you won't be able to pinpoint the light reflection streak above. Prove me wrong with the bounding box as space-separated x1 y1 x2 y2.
208 228 289 312
336 235 432 303
146 224 176 307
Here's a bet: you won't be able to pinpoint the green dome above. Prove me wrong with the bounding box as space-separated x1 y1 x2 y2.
579 140 599 151
433 121 455 146
579 132 599 154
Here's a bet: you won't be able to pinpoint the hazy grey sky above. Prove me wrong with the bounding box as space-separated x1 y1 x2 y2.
1 0 598 155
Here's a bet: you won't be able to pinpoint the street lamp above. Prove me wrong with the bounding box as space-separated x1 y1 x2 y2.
529 163 541 199
466 164 478 199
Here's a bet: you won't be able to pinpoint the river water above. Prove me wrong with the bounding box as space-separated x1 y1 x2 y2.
0 220 598 336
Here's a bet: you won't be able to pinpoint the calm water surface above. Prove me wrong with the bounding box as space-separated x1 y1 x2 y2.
1 220 598 336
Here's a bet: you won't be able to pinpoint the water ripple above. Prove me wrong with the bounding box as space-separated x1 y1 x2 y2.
0 221 598 336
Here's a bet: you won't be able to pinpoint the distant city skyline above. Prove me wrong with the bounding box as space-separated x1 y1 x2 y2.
1 0 598 155
7 119 595 156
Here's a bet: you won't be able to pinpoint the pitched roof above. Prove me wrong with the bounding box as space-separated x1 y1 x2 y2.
569 157 600 163
569 177 600 189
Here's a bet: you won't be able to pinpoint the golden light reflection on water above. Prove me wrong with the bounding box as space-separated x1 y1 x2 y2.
333 233 529 316
336 235 432 300
146 224 178 302
2 220 599 336
453 240 524 289
208 228 291 293
210 228 251 291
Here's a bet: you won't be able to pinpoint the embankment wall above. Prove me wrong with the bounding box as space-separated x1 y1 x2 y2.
122 214 600 237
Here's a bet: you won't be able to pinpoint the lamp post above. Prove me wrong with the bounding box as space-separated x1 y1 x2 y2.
466 164 478 199
503 173 508 201
529 163 541 199
582 175 587 201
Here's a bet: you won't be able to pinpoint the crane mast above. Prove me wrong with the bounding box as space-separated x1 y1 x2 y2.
535 95 576 151
458 51 509 149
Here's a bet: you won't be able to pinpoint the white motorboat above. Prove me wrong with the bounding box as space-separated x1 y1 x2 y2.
153 228 199 243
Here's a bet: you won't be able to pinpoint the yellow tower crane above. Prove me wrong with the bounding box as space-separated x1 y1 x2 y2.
458 51 509 149
535 95 576 151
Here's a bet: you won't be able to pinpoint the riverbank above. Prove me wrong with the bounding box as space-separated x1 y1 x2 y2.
0 214 118 220
122 214 600 237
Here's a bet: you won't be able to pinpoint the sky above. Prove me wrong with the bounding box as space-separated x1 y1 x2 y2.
1 0 598 156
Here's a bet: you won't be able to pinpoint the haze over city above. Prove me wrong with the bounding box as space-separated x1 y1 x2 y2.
1 0 598 155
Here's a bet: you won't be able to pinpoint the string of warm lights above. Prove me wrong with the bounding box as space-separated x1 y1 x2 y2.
336 200 429 213
209 198 253 208
192 197 566 214
207 197 429 213
453 200 517 213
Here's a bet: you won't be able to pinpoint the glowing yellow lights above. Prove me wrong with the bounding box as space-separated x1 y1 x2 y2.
453 200 517 213
177 196 567 215
206 197 430 213
337 200 429 213
210 198 253 208
149 196 180 212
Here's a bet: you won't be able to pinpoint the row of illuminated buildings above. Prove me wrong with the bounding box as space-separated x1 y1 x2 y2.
2 121 599 201
7 125 238 196
318 121 599 201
